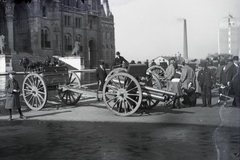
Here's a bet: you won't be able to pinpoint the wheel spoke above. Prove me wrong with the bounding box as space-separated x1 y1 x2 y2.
70 77 76 84
25 83 33 89
106 96 118 103
126 96 138 105
127 86 138 93
126 100 134 110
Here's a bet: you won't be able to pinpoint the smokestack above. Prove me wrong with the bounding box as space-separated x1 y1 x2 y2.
183 19 188 59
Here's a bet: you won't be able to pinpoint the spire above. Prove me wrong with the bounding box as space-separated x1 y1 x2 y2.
101 0 111 17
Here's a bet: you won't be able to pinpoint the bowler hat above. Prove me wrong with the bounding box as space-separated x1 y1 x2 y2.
233 56 239 61
116 52 120 55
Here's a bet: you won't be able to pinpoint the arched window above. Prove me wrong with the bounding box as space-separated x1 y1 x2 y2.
65 33 72 51
41 27 51 48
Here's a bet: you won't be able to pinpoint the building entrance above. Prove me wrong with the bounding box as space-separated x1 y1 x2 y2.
13 3 31 53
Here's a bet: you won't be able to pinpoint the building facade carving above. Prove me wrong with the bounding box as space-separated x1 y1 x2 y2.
0 0 115 69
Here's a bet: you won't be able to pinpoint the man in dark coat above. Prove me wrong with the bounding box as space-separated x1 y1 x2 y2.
197 61 215 107
225 56 238 86
112 51 129 69
5 71 26 121
228 61 239 107
96 61 108 101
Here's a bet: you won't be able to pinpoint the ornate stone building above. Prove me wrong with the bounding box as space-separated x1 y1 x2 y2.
0 0 115 68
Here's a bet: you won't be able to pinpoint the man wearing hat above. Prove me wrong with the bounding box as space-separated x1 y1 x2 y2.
228 62 240 107
197 60 215 107
112 51 129 69
225 56 238 86
5 71 27 120
95 61 108 101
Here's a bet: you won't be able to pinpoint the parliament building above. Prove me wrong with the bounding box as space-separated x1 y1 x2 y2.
0 0 115 68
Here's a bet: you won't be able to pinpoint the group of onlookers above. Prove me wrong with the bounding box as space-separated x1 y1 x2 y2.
96 51 239 108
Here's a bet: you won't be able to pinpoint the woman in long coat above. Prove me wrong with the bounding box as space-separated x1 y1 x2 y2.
5 71 26 120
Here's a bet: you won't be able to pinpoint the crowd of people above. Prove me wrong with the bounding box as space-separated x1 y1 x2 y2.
96 51 240 108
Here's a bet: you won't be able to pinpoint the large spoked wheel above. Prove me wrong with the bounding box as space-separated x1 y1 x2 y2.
105 67 127 81
103 72 142 116
58 71 82 105
147 65 165 79
141 73 162 110
22 73 48 110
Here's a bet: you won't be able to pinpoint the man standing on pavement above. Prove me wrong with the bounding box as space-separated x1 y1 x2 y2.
165 59 176 92
228 62 240 107
5 71 27 121
225 56 238 86
197 60 215 107
112 51 129 69
95 61 108 101
180 59 196 107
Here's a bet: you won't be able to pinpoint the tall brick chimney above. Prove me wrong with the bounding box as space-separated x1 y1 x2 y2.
183 19 188 59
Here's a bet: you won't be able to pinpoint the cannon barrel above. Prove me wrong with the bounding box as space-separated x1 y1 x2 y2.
141 91 165 101
142 86 176 97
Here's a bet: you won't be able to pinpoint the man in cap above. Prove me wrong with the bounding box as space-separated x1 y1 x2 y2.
180 59 196 107
197 60 215 107
112 51 129 69
5 70 27 120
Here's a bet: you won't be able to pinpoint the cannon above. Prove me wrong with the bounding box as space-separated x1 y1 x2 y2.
102 64 177 116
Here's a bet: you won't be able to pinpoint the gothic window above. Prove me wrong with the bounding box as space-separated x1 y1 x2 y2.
41 27 51 48
65 34 72 51
64 15 71 26
75 17 81 28
67 0 70 6
42 6 47 17
89 20 93 29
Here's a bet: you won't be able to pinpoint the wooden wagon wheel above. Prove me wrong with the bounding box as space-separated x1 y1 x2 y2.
58 71 82 105
22 73 48 110
105 67 127 81
147 65 165 79
141 73 162 110
103 72 142 116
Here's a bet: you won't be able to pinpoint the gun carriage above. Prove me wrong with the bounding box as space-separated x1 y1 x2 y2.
20 61 177 116
22 66 81 110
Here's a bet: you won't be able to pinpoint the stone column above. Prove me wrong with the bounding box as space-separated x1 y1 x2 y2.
5 2 16 54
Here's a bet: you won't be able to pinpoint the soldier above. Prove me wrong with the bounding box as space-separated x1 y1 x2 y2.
197 60 215 107
165 59 176 91
112 51 129 69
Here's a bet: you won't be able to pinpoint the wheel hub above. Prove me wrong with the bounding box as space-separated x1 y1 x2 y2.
117 89 127 100
31 86 38 96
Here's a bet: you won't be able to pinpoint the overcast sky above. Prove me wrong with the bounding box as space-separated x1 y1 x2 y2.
108 0 240 61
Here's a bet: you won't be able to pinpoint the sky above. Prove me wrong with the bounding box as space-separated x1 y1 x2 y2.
108 0 240 62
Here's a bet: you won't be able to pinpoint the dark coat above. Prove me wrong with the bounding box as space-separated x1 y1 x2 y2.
5 78 21 109
197 67 215 88
228 68 240 97
113 56 129 68
95 67 108 91
225 62 238 83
